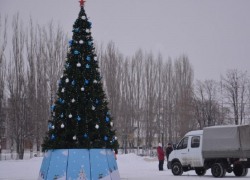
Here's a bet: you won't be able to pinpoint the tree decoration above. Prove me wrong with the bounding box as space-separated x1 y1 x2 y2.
51 105 55 110
51 135 55 140
95 100 99 104
89 22 92 26
52 125 55 129
67 63 70 68
94 56 97 61
79 40 84 44
95 124 99 129
75 28 79 32
110 122 113 126
69 40 73 44
92 106 95 110
71 81 75 85
69 114 73 118
86 56 91 61
66 78 69 83
81 87 85 91
88 42 92 46
73 135 77 140
61 123 65 128
61 88 65 93
61 114 64 118
77 62 81 67
86 29 90 33
59 81 62 85
86 64 90 69
84 133 88 138
49 124 52 129
104 136 108 141
106 117 109 122
77 116 81 121
74 50 79 54
71 98 75 103
85 80 89 84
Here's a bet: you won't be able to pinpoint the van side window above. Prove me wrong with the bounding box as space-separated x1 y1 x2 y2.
177 137 188 150
191 136 200 148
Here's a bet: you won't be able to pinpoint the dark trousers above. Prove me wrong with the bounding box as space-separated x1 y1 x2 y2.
159 160 164 171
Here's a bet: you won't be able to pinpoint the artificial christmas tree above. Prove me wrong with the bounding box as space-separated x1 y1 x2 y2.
38 1 120 180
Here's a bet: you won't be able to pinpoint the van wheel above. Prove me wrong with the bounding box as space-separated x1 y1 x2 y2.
233 164 244 176
171 162 183 176
211 163 224 177
195 167 206 176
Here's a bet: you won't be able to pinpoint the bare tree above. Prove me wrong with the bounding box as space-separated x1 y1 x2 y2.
194 80 228 129
6 13 28 159
0 14 8 158
222 69 249 125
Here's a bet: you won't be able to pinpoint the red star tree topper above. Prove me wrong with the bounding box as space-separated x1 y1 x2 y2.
79 0 85 6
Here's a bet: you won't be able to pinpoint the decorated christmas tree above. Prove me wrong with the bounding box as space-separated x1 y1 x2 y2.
42 0 119 151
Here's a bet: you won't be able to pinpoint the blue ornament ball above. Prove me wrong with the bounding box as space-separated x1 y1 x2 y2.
95 100 99 104
74 50 79 55
106 117 109 122
69 40 73 44
112 139 115 143
86 56 91 61
104 136 108 141
85 80 89 84
51 135 55 140
107 112 109 115
71 81 75 85
89 22 92 26
59 98 62 103
77 116 81 121
86 64 90 69
84 133 88 138
88 42 92 46
59 81 62 85
62 100 65 104
49 124 52 129
75 28 79 32
61 114 64 118
51 105 54 110
66 63 70 68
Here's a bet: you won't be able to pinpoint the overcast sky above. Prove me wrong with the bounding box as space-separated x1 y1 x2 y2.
1 0 250 81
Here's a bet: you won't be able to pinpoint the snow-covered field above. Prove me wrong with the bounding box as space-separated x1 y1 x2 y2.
0 153 249 180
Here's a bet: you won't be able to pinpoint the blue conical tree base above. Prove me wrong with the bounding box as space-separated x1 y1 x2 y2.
38 149 120 180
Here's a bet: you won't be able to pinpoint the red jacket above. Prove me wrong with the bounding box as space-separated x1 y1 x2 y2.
157 146 165 160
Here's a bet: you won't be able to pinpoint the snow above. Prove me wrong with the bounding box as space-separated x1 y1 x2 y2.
0 153 249 180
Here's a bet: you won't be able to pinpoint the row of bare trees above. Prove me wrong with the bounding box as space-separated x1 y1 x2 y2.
0 14 67 159
0 14 250 158
98 42 250 150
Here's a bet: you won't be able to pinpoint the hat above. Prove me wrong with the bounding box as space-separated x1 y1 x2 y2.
158 143 162 147
168 143 171 146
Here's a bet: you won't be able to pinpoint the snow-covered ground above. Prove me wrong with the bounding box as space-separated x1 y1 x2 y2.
0 153 249 180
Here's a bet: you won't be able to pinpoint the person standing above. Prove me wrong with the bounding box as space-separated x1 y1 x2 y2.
157 143 165 171
166 143 173 169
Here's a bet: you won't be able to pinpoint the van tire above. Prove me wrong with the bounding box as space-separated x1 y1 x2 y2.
171 162 183 176
233 164 244 177
211 163 224 178
195 167 206 176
